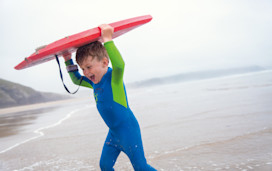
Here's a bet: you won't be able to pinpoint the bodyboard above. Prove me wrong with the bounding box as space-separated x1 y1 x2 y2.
14 15 152 70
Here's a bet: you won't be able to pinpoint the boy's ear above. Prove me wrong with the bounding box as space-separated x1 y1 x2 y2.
102 57 109 67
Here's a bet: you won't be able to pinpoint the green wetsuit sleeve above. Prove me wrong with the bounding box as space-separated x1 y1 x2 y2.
104 41 127 108
65 59 93 89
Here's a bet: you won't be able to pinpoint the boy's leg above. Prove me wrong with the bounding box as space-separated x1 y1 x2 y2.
126 144 157 171
119 117 156 170
100 132 121 171
100 144 120 171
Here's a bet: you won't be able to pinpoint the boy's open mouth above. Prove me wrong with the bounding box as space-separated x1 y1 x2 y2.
90 74 95 82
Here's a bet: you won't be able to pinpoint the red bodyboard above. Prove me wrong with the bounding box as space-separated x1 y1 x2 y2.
15 15 152 70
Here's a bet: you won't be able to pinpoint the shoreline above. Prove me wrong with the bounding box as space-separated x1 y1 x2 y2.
0 105 93 154
0 97 89 115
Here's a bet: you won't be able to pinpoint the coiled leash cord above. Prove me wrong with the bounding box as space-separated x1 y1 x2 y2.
55 54 83 94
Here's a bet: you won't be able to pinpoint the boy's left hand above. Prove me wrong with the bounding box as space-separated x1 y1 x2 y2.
99 24 114 43
62 52 72 61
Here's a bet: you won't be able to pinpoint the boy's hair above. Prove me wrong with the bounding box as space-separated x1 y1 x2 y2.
76 41 109 65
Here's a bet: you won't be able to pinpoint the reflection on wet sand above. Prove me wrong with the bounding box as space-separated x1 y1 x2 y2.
0 107 56 138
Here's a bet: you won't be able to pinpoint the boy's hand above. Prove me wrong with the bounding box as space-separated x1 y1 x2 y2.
62 52 72 61
99 24 114 43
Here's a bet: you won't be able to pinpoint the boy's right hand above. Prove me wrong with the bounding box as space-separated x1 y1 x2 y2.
62 52 72 61
99 24 114 43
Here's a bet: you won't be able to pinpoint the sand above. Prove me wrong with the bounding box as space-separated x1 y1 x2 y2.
0 71 272 171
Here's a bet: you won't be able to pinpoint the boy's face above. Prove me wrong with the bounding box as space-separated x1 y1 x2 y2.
79 56 108 84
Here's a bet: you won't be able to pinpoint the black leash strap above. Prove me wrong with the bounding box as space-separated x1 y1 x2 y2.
55 54 83 94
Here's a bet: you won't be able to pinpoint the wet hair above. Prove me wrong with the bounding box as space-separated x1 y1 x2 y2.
76 41 109 65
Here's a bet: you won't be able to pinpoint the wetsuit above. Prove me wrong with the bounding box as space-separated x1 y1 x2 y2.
65 41 156 171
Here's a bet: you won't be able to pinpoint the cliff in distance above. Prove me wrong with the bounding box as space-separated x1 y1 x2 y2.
0 78 69 108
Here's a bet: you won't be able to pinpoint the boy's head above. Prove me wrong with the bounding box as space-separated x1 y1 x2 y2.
76 41 109 84
76 41 109 65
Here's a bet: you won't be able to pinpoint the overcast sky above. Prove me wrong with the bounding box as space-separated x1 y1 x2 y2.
0 0 271 93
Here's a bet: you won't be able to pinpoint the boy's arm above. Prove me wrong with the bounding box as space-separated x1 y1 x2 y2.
104 41 124 84
100 24 124 83
104 41 127 108
64 59 93 89
100 24 127 108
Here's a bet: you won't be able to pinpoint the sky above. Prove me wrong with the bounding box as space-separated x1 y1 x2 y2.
0 0 271 94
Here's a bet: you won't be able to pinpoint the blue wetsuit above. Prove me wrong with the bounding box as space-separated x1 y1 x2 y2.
65 41 156 171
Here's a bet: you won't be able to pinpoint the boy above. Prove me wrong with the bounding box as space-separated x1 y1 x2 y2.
63 24 156 171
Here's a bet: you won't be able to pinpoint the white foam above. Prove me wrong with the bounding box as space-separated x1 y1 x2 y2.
0 105 92 154
247 166 254 169
14 158 96 171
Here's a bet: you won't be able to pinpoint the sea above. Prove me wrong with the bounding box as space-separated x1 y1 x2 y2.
0 70 272 171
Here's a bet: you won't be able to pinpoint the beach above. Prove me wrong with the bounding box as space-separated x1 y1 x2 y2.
0 70 272 171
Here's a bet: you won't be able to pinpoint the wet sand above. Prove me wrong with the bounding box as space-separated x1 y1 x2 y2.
0 98 87 115
0 71 272 170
